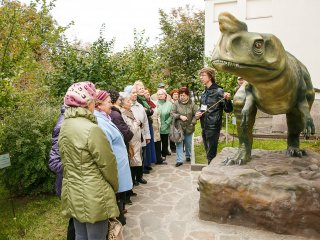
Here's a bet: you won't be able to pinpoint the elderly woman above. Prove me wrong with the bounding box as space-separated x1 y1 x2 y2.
134 81 156 173
108 89 134 146
58 82 119 239
157 88 173 160
119 91 143 187
94 90 133 225
145 88 166 165
170 89 179 104
171 87 198 167
169 88 179 153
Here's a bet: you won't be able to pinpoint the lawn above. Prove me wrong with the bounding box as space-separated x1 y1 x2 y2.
194 121 320 164
0 181 68 240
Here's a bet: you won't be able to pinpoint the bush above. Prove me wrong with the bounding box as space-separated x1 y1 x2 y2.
0 102 60 195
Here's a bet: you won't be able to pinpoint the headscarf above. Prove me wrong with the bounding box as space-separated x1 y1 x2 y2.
64 81 96 107
95 90 109 107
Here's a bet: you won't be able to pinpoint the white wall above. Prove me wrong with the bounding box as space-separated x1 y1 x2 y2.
205 0 320 90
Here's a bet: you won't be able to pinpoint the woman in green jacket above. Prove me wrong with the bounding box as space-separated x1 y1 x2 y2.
58 81 119 240
157 88 172 159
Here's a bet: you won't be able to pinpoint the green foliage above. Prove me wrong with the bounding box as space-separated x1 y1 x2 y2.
157 6 204 94
0 100 59 195
109 30 159 92
0 0 66 118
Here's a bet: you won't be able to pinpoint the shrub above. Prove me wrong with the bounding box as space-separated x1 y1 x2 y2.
0 102 59 195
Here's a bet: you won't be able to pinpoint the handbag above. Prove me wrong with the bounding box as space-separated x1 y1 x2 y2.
169 121 184 143
128 143 134 161
107 218 124 240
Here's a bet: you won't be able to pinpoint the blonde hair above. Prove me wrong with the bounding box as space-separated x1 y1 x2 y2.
134 80 144 88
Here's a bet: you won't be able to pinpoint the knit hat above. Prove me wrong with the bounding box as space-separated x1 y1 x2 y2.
108 89 120 104
95 90 109 106
64 81 96 107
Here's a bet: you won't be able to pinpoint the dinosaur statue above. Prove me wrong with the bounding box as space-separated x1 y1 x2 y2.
212 12 315 165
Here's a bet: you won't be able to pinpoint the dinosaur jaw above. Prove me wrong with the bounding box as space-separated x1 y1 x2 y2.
212 59 276 71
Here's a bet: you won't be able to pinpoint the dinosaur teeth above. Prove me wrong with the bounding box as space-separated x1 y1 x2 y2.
213 60 240 68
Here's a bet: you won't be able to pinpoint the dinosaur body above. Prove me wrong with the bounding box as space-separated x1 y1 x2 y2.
212 12 315 165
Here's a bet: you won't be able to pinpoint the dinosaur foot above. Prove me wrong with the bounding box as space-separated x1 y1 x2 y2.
286 147 306 157
222 149 251 166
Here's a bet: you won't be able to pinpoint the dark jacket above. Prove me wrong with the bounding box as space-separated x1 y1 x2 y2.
110 106 134 144
200 83 233 136
48 105 65 196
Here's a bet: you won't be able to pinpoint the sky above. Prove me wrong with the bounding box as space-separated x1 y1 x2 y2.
21 0 205 52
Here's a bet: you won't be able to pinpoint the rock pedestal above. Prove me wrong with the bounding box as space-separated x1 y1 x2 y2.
198 148 320 238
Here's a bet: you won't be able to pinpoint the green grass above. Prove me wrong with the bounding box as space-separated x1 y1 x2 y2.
0 182 68 240
194 121 320 164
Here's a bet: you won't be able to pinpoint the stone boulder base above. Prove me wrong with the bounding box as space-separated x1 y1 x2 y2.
198 147 320 238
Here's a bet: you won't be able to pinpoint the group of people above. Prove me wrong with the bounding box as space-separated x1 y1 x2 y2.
48 67 233 239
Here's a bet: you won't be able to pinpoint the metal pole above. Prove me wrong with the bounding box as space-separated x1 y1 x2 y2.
226 113 228 144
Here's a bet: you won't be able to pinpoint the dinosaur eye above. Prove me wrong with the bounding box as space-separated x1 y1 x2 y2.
254 40 263 49
253 40 263 55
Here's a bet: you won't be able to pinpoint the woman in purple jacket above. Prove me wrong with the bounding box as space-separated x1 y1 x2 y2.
48 105 75 240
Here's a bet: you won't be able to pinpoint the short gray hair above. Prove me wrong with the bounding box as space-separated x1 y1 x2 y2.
119 91 130 107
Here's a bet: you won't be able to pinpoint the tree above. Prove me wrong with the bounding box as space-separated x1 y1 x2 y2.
157 6 205 94
0 0 66 118
0 0 65 195
109 29 160 91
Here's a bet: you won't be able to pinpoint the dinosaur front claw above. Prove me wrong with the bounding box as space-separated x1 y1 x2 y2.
222 148 250 166
303 118 315 139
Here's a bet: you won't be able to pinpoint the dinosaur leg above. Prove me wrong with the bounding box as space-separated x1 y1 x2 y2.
300 65 315 138
286 109 306 157
223 85 257 165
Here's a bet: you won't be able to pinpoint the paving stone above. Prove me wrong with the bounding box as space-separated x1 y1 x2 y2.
123 152 311 240
190 231 215 240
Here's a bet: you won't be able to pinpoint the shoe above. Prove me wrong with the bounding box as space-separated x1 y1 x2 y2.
137 178 147 184
123 209 128 214
186 157 191 162
130 192 137 197
134 181 139 186
143 170 150 174
171 149 176 153
175 162 183 167
166 152 172 156
146 166 153 170
125 199 133 205
156 161 167 165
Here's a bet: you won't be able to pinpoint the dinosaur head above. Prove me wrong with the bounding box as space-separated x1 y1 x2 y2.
212 12 286 82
